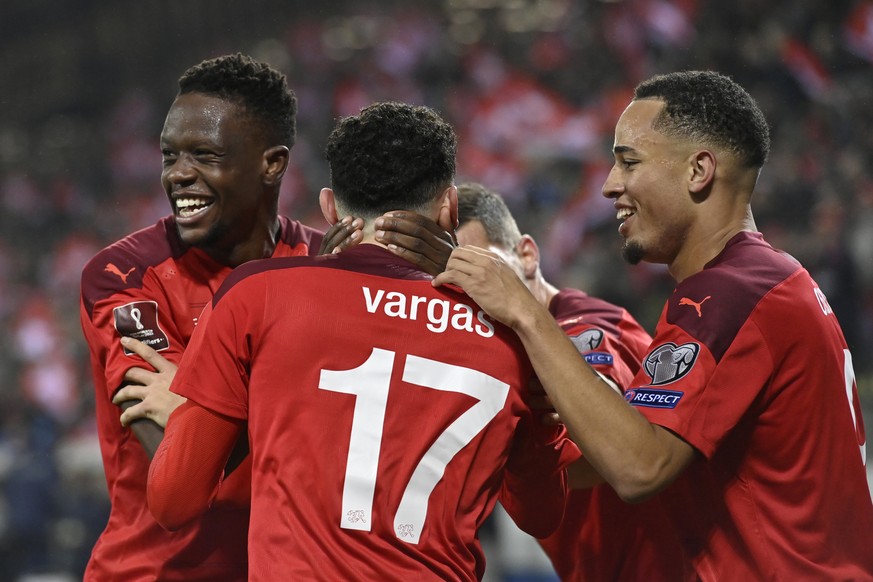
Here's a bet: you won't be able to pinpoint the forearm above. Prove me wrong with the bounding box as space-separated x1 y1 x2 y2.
147 401 242 530
120 399 164 459
512 307 691 501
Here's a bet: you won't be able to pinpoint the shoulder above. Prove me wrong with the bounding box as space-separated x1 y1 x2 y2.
81 217 181 313
278 216 324 255
551 288 646 338
213 254 331 306
667 232 802 360
552 288 632 324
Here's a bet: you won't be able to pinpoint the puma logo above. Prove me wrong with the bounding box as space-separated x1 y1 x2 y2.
105 263 136 284
679 295 711 317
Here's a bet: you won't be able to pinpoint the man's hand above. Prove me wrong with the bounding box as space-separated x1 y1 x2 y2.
319 216 364 255
112 336 185 428
433 246 538 328
375 211 456 276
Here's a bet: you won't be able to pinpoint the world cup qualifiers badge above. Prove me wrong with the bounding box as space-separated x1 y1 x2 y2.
113 300 170 354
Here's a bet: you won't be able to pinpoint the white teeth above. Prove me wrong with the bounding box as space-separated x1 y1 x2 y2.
176 197 210 209
175 197 212 217
617 208 635 220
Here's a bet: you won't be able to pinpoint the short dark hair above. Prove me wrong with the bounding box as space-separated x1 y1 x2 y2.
178 53 297 148
457 183 522 249
324 102 457 217
634 70 770 169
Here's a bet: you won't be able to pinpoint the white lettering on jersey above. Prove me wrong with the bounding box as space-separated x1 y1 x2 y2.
814 286 833 316
362 286 495 338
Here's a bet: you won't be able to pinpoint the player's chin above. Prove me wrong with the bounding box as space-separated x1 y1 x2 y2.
175 223 214 248
621 240 645 265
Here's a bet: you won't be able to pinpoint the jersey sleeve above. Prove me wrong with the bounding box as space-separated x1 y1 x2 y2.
563 321 642 391
80 273 188 399
147 400 244 530
627 319 773 458
170 274 265 420
499 408 582 538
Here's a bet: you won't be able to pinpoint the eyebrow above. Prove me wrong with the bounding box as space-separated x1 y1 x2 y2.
613 145 637 155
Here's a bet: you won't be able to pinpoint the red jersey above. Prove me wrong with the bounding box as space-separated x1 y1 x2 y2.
626 232 873 580
168 245 559 581
79 215 322 581
502 289 689 581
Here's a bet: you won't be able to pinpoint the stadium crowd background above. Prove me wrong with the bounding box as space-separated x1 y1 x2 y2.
1 0 872 579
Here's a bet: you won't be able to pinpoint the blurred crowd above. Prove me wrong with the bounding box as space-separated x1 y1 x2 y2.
1 0 872 579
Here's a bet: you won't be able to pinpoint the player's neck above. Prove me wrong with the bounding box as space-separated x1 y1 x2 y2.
203 218 281 268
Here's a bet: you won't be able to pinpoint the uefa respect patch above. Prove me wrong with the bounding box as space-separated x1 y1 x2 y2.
624 388 684 409
570 329 604 353
583 352 614 366
643 342 699 385
113 300 170 354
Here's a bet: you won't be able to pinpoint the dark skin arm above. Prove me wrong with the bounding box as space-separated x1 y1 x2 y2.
119 398 165 459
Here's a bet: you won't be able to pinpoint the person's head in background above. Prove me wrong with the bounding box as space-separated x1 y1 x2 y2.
456 182 558 307
320 101 457 241
160 53 298 265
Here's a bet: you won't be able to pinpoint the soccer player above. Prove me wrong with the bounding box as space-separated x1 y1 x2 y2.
147 102 573 580
455 182 688 581
78 53 359 581
436 70 873 579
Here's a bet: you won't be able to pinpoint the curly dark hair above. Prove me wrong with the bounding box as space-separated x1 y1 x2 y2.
178 53 297 148
457 182 522 249
634 70 770 169
324 102 457 217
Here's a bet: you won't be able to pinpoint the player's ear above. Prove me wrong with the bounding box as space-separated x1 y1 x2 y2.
515 235 540 280
438 184 459 231
263 146 290 186
688 149 716 196
319 188 339 225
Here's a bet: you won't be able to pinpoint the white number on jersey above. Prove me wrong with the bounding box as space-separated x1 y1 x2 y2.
843 349 866 465
319 347 510 544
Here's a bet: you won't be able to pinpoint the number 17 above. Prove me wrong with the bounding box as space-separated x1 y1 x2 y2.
319 347 510 545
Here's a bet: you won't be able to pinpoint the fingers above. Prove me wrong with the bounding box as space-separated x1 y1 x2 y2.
119 401 146 427
375 212 455 275
318 216 364 255
432 248 478 287
122 365 156 386
120 337 176 373
113 384 146 405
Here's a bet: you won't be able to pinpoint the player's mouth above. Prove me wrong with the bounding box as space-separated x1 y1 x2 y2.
616 206 635 237
174 196 215 220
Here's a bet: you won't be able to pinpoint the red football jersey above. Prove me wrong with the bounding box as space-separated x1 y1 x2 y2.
170 245 557 581
79 215 322 581
626 232 873 580
502 289 689 581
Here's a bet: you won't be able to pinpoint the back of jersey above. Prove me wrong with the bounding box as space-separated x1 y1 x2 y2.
184 246 535 581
